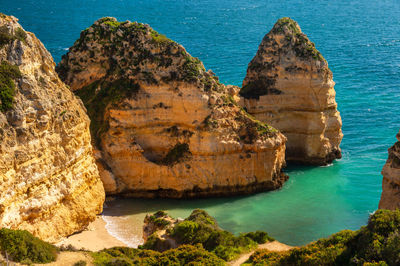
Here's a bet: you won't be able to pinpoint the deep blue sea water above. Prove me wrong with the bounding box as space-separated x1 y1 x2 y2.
2 0 400 246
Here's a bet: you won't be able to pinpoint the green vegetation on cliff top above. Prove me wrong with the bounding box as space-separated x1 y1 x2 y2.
272 17 324 61
0 25 27 47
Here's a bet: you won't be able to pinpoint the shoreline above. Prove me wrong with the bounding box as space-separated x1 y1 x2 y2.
56 216 129 252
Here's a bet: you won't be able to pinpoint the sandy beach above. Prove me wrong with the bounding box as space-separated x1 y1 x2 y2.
56 216 128 252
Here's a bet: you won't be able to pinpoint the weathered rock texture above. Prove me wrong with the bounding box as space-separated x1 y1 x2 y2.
240 18 343 165
57 17 288 198
379 131 400 210
0 14 105 242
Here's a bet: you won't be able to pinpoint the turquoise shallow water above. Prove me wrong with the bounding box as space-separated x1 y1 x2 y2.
2 0 400 246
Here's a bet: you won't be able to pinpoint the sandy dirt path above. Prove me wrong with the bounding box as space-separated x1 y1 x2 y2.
229 241 293 266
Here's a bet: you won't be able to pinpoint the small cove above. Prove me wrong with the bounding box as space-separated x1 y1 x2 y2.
3 0 399 246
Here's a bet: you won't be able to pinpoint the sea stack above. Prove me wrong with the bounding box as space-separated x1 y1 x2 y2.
379 130 400 210
0 14 105 242
240 18 343 165
57 17 288 198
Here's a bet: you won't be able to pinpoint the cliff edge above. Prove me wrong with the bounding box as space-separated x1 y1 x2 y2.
0 14 105 242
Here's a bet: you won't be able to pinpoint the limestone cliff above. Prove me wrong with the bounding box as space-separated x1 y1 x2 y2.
57 17 288 198
379 131 400 210
0 14 105 242
240 17 342 165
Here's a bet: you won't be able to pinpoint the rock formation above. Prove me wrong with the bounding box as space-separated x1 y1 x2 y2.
240 17 342 165
379 130 400 210
57 17 288 198
0 14 105 242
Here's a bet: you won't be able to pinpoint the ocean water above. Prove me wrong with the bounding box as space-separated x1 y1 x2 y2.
2 0 400 246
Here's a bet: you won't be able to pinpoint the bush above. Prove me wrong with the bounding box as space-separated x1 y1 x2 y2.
247 210 400 265
74 260 87 266
144 209 271 261
243 231 275 244
0 25 26 47
91 244 225 265
0 228 57 263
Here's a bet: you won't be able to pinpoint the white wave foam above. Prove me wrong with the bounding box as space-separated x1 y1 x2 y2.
320 163 334 168
102 215 143 248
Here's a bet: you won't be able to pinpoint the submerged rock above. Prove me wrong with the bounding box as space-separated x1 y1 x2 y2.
379 130 400 210
57 17 288 198
0 14 105 242
240 17 343 165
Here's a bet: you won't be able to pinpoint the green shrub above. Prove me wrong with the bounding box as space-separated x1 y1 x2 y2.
154 210 167 217
181 55 204 82
91 244 225 265
247 210 400 266
143 209 270 261
74 260 87 266
0 60 21 112
0 228 57 263
0 26 13 47
14 28 27 43
150 30 173 45
0 26 26 47
243 231 275 244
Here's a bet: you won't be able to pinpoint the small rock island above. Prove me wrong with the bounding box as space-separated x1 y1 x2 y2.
240 18 343 165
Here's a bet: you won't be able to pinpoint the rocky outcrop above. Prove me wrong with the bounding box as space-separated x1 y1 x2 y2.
57 17 288 198
240 17 342 165
0 14 105 242
379 131 400 210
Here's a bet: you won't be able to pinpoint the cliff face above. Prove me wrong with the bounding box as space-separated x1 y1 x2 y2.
57 17 288 198
379 131 400 210
0 14 105 242
240 18 342 165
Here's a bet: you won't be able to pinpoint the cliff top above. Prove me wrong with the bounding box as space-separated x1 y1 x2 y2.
0 14 25 112
57 17 220 91
240 17 331 99
269 17 325 62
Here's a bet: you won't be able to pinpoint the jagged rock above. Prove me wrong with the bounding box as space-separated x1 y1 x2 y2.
239 17 343 165
379 131 400 210
57 17 288 198
0 14 105 242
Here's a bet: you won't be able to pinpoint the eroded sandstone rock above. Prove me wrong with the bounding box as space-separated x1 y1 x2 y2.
0 14 105 242
240 18 343 165
57 17 288 198
379 131 400 210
